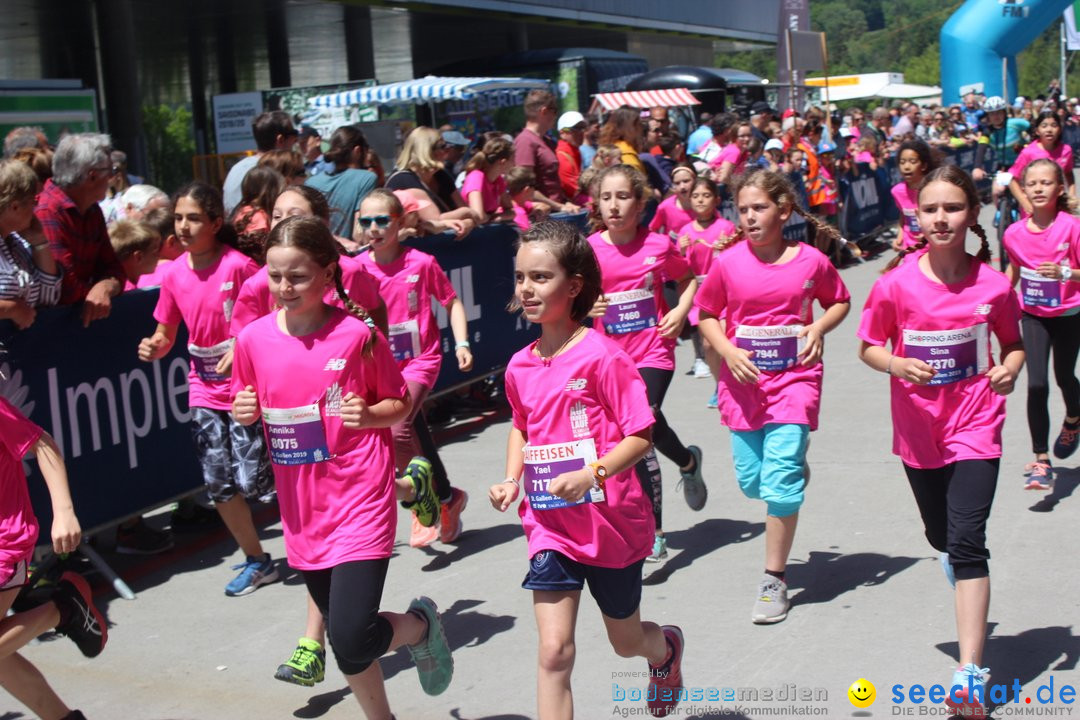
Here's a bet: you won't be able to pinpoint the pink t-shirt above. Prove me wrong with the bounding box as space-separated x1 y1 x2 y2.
1002 212 1080 317
461 170 507 215
891 182 923 249
709 142 746 174
1008 142 1074 180
136 257 176 289
679 217 738 326
154 246 258 411
232 309 408 570
857 257 1022 469
695 241 851 431
230 254 382 336
0 397 41 565
512 200 533 231
505 330 656 568
855 151 875 164
356 246 457 389
587 228 692 371
648 195 694 236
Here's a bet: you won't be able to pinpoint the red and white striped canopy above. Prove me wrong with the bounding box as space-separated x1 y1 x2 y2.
591 88 701 111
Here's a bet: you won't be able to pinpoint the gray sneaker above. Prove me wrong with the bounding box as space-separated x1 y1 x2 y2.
678 445 707 511
751 575 790 624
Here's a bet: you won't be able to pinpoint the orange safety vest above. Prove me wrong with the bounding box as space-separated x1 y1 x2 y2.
798 140 829 208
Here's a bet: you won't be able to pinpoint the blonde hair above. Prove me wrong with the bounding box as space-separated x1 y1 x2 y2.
396 126 443 174
1020 158 1079 215
592 144 622 168
0 159 40 214
109 219 161 261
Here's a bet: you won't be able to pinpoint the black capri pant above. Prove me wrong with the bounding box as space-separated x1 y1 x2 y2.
903 459 998 581
303 558 394 675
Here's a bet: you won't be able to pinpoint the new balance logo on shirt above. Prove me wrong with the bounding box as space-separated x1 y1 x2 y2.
323 359 347 371
220 281 234 292
407 274 420 283
974 304 992 316
643 256 657 265
565 378 587 391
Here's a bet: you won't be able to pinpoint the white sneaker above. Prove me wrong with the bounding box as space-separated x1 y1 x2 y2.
692 358 712 378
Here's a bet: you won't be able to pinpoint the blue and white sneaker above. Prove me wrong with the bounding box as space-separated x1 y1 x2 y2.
946 663 989 717
225 554 279 597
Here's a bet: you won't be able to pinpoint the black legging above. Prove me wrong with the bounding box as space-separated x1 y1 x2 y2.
904 459 998 581
413 412 453 503
633 366 694 531
303 558 393 675
1021 312 1080 454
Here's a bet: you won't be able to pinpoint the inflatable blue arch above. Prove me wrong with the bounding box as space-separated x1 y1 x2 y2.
941 0 1073 102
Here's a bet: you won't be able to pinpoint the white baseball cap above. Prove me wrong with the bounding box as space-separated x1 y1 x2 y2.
764 139 785 153
558 111 587 131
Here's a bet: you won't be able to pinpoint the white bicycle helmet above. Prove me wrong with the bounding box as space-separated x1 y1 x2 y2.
982 96 1008 112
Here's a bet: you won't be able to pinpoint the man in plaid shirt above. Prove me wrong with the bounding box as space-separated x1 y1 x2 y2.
34 133 125 326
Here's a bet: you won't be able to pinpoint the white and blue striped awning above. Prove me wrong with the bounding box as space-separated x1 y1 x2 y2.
308 76 552 108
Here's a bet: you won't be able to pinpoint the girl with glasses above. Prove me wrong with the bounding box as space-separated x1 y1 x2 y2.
355 189 473 549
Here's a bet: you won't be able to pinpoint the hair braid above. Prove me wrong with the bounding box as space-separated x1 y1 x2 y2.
884 236 928 272
791 204 843 255
334 263 377 356
970 223 991 265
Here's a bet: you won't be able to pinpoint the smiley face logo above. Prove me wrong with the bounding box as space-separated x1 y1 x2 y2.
848 678 876 708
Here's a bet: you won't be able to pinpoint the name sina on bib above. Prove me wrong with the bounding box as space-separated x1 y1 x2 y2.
902 324 989 386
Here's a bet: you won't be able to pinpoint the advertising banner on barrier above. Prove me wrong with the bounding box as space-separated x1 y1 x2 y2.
2 222 537 535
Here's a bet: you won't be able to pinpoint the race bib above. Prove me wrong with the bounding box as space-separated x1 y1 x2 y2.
735 324 805 371
388 319 421 362
188 339 234 382
902 324 989 386
902 208 921 236
262 403 331 465
1019 266 1061 308
523 439 604 511
602 289 658 335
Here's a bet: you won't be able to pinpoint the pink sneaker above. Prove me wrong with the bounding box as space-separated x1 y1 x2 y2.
410 514 439 548
439 489 468 544
647 625 684 717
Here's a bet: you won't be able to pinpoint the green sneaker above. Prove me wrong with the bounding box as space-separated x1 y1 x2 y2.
407 596 454 696
400 457 438 528
274 638 326 687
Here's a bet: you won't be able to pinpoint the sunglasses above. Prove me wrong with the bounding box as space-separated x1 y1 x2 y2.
92 164 121 176
356 215 396 228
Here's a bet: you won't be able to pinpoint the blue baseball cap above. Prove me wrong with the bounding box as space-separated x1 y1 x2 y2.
817 140 837 154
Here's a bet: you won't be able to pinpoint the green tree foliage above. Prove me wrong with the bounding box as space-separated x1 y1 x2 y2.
142 104 196 194
718 1 1080 101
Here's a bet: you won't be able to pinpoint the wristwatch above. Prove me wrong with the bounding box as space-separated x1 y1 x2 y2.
588 461 608 488
1061 265 1073 282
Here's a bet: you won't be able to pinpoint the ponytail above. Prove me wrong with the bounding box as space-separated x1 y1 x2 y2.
791 204 843 256
970 223 992 265
884 236 928 272
333 262 376 356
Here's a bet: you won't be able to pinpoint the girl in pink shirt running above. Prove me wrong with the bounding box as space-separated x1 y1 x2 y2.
232 216 453 718
890 139 938 253
675 177 737 405
1008 110 1076 215
488 220 685 719
1002 159 1080 489
647 164 696 237
137 182 278 598
0 396 107 720
858 166 1024 716
587 164 706 563
356 190 473 549
696 168 851 625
